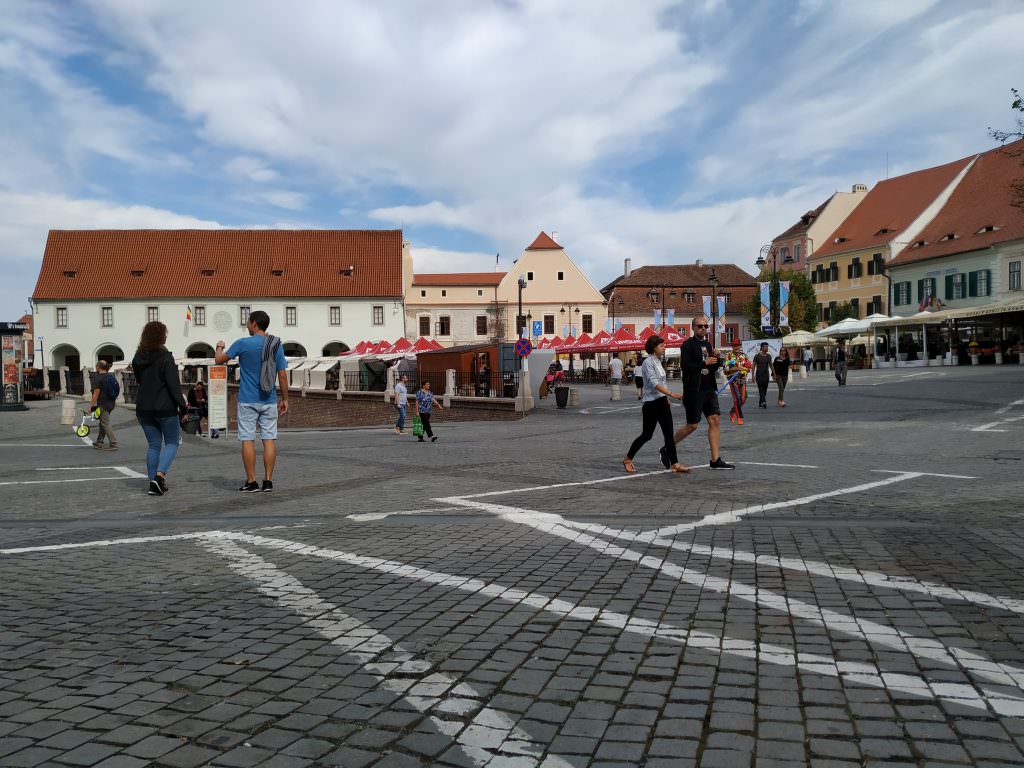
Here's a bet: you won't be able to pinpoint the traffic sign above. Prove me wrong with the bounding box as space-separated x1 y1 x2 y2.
514 338 533 357
531 320 543 337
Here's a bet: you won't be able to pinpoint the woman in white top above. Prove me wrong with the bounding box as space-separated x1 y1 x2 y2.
623 335 689 474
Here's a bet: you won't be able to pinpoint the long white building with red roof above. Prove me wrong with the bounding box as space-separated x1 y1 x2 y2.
31 229 411 369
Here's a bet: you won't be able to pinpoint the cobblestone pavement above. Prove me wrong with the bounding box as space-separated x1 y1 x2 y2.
1 365 1023 767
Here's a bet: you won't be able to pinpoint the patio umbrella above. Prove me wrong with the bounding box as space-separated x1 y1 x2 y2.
782 329 817 346
388 337 413 354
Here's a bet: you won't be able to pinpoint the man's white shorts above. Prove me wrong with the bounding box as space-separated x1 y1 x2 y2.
237 402 278 441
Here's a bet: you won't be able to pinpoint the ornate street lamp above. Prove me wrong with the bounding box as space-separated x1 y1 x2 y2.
756 244 794 332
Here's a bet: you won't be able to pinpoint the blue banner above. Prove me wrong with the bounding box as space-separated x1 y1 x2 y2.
702 295 712 318
653 309 662 327
666 308 675 326
717 295 727 321
778 281 791 326
759 282 771 328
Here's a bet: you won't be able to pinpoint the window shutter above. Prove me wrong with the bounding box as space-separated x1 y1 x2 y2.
968 271 978 297
984 269 992 296
917 279 924 302
945 275 953 300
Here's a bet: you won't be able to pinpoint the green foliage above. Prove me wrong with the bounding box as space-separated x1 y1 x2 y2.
830 301 859 323
742 268 818 338
989 87 1024 208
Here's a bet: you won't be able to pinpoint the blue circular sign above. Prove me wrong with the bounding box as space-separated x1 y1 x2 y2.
515 338 533 357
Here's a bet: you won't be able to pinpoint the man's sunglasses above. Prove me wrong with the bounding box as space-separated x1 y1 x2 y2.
694 324 709 328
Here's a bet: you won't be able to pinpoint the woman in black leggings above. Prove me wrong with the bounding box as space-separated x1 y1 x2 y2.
773 346 791 407
623 336 689 474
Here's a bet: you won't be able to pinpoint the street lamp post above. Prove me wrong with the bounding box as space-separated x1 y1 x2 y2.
560 303 581 378
646 285 677 328
709 269 719 348
756 244 794 333
517 276 527 339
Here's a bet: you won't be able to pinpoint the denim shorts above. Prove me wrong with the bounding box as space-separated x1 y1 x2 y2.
237 402 278 441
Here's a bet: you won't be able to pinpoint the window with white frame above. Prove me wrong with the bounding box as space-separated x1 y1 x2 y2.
101 306 113 328
793 244 801 261
895 282 911 305
240 305 251 326
329 305 341 325
194 305 206 326
419 316 431 336
56 306 68 328
1010 261 1021 291
437 316 451 336
147 306 159 322
372 305 384 325
285 306 297 326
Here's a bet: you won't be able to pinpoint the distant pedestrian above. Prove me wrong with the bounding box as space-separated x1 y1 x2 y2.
131 321 188 496
665 315 733 470
187 380 218 437
752 342 772 409
773 347 791 407
623 335 688 474
215 310 289 492
89 360 120 451
833 339 848 386
633 353 644 400
394 374 409 434
803 347 813 373
608 353 623 401
416 380 443 442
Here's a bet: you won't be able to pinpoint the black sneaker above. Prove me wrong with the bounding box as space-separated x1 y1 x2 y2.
658 446 671 469
156 475 168 494
239 481 260 492
148 479 164 496
430 436 438 443
710 458 735 470
261 480 273 492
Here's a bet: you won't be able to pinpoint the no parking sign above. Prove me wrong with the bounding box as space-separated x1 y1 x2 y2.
515 338 533 357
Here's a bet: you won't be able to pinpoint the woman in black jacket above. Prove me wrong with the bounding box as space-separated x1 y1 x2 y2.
132 321 187 496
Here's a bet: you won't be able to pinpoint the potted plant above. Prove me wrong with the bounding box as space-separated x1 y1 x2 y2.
553 370 570 408
968 341 980 365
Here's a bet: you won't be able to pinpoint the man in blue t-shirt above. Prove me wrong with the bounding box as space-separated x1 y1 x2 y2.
215 310 289 492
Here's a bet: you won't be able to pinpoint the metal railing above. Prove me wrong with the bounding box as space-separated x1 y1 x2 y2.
450 370 518 398
65 371 85 395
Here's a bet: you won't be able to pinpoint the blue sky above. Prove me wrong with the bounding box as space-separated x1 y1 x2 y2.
2 0 1023 317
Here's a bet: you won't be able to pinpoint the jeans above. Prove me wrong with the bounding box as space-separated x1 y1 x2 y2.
137 414 180 479
396 403 406 430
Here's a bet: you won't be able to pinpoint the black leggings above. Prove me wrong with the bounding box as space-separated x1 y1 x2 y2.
627 398 678 464
756 377 769 404
420 412 434 438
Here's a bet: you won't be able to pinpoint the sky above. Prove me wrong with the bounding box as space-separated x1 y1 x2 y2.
2 0 1023 317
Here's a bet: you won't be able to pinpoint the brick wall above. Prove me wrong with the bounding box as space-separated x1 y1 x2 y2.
225 387 523 430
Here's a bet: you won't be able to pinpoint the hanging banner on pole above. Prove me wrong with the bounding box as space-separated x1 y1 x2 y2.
759 282 771 329
717 295 727 321
666 308 675 327
702 295 712 318
778 281 791 327
653 309 662 327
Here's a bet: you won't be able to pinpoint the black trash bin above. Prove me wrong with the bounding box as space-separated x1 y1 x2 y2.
555 386 569 409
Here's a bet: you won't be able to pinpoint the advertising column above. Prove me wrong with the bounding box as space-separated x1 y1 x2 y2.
0 322 28 411
208 365 229 435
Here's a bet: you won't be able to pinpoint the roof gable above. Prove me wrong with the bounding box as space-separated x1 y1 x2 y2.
615 264 757 288
32 229 404 300
813 156 975 260
525 231 562 250
890 140 1024 266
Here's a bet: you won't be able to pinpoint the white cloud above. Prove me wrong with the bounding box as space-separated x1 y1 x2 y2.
224 156 278 183
242 190 308 211
411 247 500 275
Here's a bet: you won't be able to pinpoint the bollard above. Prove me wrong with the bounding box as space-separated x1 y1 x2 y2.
610 383 621 401
60 398 76 425
568 388 580 407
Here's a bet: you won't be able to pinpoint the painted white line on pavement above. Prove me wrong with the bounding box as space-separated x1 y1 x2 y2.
644 472 924 539
872 469 978 479
223 531 1018 714
0 476 142 488
445 499 1024 698
113 466 147 478
34 466 146 478
204 538 577 768
0 444 91 448
0 532 211 555
346 506 466 522
995 399 1024 415
971 414 1024 433
735 461 819 469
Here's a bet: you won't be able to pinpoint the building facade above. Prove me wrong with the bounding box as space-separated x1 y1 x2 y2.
770 185 869 272
31 229 409 370
603 262 757 344
887 140 1024 312
807 155 977 324
405 232 608 346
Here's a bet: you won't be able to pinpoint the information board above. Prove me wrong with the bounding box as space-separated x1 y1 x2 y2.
208 365 229 432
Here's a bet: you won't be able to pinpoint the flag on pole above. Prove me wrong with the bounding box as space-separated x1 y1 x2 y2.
653 309 662 327
759 282 771 328
702 295 712 318
666 308 675 326
778 281 791 326
717 295 727 321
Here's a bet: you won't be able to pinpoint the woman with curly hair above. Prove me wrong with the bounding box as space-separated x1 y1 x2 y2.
131 321 187 496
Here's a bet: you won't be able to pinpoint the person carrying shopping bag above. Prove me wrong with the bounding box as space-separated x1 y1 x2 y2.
131 321 188 496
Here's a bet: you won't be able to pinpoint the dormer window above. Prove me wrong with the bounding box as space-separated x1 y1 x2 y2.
874 228 893 236
271 261 286 277
834 236 848 244
940 233 958 242
130 270 144 277
913 241 926 248
271 269 284 277
341 265 355 277
201 269 215 277
63 270 77 278
976 225 1000 234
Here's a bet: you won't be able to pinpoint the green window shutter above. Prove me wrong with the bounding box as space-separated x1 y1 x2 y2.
984 269 992 296
917 279 924 302
945 275 953 300
968 271 978 297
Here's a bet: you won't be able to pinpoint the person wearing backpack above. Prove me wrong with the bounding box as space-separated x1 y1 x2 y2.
89 359 120 450
131 321 188 496
215 310 289 492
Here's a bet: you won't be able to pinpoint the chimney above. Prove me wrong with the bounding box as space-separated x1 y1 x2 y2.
695 258 703 267
624 258 632 278
852 183 867 193
551 230 559 245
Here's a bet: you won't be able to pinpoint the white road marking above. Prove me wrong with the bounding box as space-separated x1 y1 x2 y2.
735 461 819 469
346 506 466 522
220 532 1019 714
113 466 147 478
971 414 1024 433
995 398 1024 415
871 469 978 479
1 465 147 487
643 472 925 538
34 466 146 478
0 444 91 448
1 532 210 555
444 500 1024 698
204 538 577 768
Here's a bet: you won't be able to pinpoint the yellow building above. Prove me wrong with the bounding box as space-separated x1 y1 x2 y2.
808 156 976 324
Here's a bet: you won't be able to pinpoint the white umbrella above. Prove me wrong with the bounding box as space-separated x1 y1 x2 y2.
782 329 817 346
815 317 861 337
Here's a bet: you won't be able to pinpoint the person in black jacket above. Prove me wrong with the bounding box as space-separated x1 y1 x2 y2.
131 321 188 496
661 315 734 470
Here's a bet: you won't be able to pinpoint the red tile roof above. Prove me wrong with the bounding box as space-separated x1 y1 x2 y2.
413 272 506 286
615 264 757 288
773 196 832 241
32 229 404 300
812 156 975 260
890 140 1024 266
525 231 562 250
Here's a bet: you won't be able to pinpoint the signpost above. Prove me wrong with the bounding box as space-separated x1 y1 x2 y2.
0 322 28 411
208 365 229 434
514 338 533 358
531 320 543 339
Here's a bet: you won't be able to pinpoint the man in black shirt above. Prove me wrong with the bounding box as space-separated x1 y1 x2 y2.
660 314 734 470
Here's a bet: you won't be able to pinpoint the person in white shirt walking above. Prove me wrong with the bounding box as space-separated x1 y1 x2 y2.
623 335 689 474
608 353 623 400
394 374 409 434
